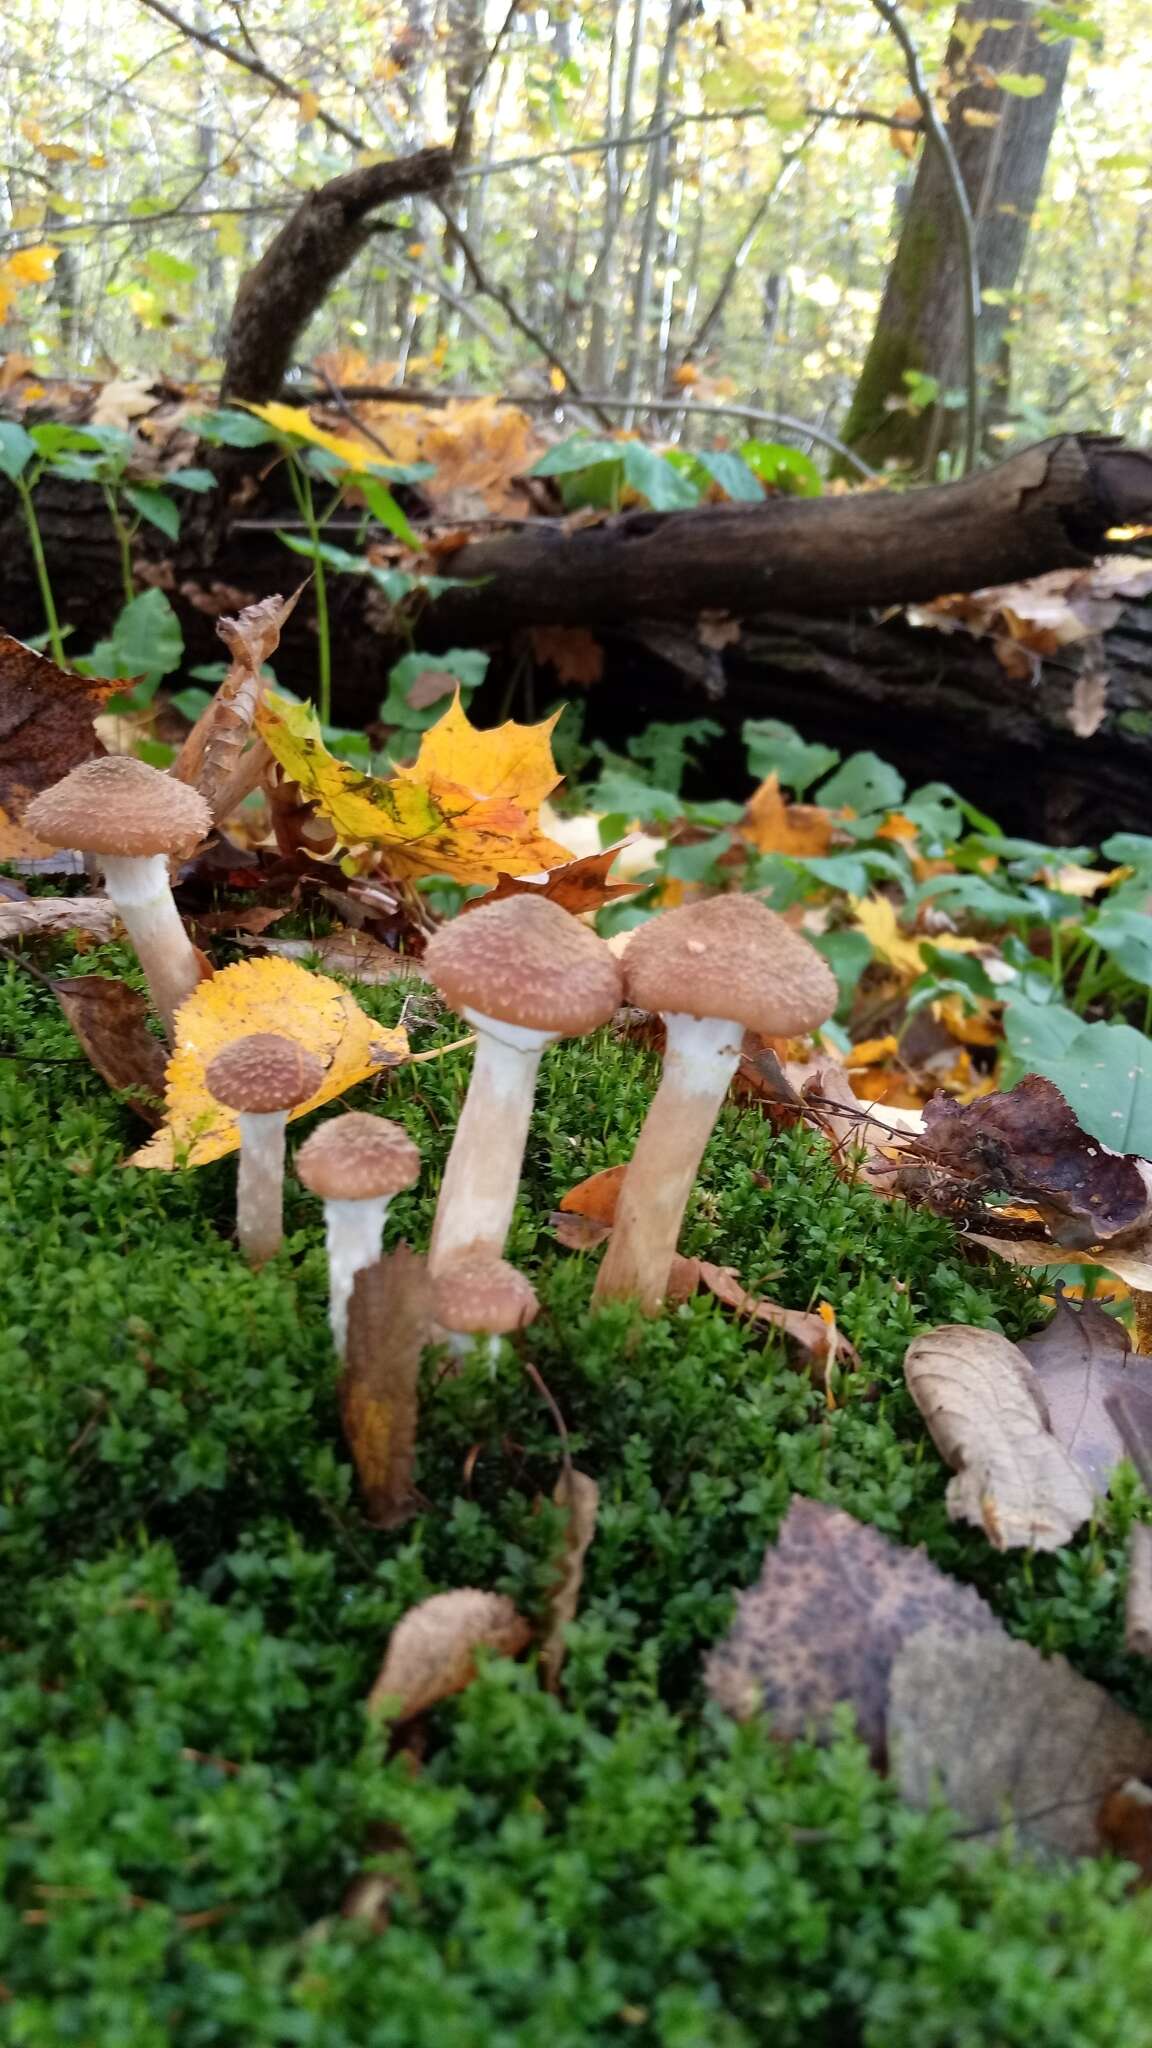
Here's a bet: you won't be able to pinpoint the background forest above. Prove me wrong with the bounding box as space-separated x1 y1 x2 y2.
0 0 1143 472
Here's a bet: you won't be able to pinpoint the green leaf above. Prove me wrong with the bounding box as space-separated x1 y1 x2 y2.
817 752 905 814
357 475 419 549
275 532 367 572
1089 910 1152 989
169 686 214 721
380 649 489 731
530 437 618 478
123 485 180 541
1002 996 1091 1072
1102 833 1152 872
591 768 682 824
82 588 184 686
685 448 763 503
189 408 278 448
660 832 731 883
995 71 1049 96
619 443 700 510
28 422 98 459
919 944 996 998
738 439 823 496
146 249 199 283
742 719 839 796
794 853 872 897
1005 1013 1152 1155
811 929 874 1013
165 467 217 493
0 420 36 482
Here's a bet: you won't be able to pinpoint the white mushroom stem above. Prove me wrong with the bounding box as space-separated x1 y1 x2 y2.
593 1012 743 1314
428 1009 557 1273
102 852 203 1038
234 1109 289 1266
324 1195 395 1357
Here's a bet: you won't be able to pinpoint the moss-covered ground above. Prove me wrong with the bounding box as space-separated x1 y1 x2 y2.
5 933 1152 2047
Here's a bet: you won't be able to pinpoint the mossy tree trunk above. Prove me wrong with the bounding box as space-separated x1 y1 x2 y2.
836 0 1072 476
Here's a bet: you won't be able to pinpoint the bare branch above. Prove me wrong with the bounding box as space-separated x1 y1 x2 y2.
135 0 368 151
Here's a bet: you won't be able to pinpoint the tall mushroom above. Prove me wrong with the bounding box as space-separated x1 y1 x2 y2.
24 755 211 1037
205 1033 323 1266
593 896 837 1314
431 1253 539 1364
423 896 622 1272
295 1112 421 1355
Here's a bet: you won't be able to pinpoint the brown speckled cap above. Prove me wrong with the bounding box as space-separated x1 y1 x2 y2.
424 895 622 1036
205 1033 323 1114
622 896 837 1037
431 1253 539 1335
296 1111 420 1201
24 755 212 859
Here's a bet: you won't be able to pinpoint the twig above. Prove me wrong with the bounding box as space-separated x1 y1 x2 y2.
523 1359 573 1479
870 0 981 476
136 0 365 151
452 0 521 161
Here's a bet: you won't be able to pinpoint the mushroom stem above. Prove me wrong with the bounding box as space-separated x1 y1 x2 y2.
593 1013 742 1313
234 1109 289 1265
324 1196 393 1356
102 853 203 1037
428 1013 553 1272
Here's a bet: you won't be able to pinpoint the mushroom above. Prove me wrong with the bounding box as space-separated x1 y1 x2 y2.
24 755 211 1037
431 1252 539 1364
204 1033 324 1266
295 1112 421 1354
422 896 623 1272
593 896 837 1313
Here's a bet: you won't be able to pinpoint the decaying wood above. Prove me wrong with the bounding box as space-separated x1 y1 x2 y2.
219 148 454 404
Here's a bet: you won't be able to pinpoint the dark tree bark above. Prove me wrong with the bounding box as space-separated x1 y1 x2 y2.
219 148 454 404
838 1 1073 473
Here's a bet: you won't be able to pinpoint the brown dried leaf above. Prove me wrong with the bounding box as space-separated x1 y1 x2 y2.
529 624 605 687
253 931 414 985
1097 1778 1152 1884
171 589 303 815
704 1496 999 1758
403 669 458 712
677 1258 859 1380
366 1588 532 1722
904 1325 1095 1550
558 1164 627 1225
470 846 641 918
0 633 114 824
0 895 119 943
1069 662 1109 738
696 610 742 651
343 1247 431 1529
968 1230 1152 1294
550 1211 612 1251
541 1468 599 1692
918 1076 1151 1248
1017 1288 1152 1494
51 976 168 1122
890 1624 1152 1858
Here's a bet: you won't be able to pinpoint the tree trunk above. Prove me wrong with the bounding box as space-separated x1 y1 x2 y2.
838 0 1073 474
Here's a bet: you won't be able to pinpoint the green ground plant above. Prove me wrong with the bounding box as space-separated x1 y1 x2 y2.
4 932 1152 2047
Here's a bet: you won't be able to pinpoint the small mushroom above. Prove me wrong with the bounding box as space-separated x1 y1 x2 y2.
296 1112 421 1355
423 896 622 1272
431 1253 539 1364
205 1033 324 1265
593 896 837 1314
24 755 211 1037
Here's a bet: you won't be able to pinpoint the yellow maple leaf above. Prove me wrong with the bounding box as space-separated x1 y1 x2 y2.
739 773 833 858
241 400 388 474
255 691 571 884
130 956 409 1170
4 243 59 286
849 894 984 983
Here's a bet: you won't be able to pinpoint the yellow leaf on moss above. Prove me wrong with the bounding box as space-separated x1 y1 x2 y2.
129 956 409 1170
255 690 571 884
241 400 385 473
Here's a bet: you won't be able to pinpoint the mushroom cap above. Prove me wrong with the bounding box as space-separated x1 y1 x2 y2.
431 1253 539 1336
295 1111 421 1201
205 1033 324 1114
424 896 623 1036
24 755 212 859
622 895 837 1037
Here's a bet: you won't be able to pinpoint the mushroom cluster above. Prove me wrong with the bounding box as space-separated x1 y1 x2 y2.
25 753 840 1382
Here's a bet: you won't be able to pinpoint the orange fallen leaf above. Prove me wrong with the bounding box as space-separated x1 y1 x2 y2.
130 955 409 1169
558 1164 627 1224
471 845 641 918
529 624 605 687
740 774 833 858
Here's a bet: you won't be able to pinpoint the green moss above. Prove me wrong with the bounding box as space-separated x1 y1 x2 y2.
3 950 1152 2045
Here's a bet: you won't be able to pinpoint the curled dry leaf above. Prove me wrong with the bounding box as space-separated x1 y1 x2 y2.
889 1624 1152 1859
0 894 119 943
705 1496 999 1759
469 845 642 918
129 955 409 1169
366 1588 532 1723
252 930 415 984
1125 1524 1152 1659
551 1211 612 1251
171 589 303 817
52 976 168 1122
1018 1287 1152 1495
0 631 115 847
904 1325 1095 1550
343 1247 431 1529
673 1258 859 1381
917 1076 1151 1249
968 1230 1152 1294
541 1468 599 1692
